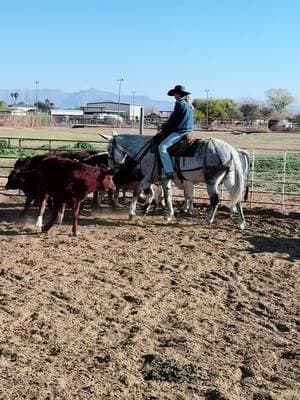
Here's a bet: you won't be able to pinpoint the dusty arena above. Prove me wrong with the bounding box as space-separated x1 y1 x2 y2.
0 194 299 400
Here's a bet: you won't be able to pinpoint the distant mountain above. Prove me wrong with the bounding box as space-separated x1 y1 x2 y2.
0 88 173 113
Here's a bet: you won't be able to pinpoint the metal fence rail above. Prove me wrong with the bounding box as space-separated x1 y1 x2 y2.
0 137 299 213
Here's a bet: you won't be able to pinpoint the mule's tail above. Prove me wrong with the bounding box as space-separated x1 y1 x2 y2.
230 149 244 206
237 149 251 201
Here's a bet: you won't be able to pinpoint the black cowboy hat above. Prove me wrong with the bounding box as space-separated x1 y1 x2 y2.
167 84 191 96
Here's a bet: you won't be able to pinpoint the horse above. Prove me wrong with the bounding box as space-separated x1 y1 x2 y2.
106 133 246 229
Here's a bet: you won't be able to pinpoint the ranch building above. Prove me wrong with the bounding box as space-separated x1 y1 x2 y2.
81 101 143 122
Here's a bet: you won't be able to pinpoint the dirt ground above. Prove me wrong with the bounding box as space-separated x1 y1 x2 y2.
0 195 299 400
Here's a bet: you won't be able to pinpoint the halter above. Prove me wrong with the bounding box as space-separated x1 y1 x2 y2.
108 137 129 167
109 136 153 168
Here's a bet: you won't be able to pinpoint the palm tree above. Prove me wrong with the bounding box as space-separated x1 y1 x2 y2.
13 92 19 104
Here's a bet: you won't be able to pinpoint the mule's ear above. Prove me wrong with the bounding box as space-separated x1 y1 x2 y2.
99 133 111 141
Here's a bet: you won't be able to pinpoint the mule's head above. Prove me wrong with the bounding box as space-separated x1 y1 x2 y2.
97 165 116 192
107 136 127 169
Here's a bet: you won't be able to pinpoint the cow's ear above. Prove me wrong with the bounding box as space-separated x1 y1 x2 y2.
99 164 109 171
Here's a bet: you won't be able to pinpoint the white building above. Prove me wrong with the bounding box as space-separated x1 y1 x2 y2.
82 101 143 121
50 109 84 117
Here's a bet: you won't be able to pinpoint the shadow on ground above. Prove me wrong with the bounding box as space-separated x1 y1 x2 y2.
245 235 300 261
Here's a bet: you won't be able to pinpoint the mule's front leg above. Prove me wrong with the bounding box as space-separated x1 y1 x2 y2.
162 179 174 223
128 190 139 220
182 181 194 215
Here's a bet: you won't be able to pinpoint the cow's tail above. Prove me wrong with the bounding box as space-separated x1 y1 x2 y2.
230 149 244 206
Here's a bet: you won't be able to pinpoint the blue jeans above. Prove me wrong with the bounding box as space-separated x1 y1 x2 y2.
158 131 186 176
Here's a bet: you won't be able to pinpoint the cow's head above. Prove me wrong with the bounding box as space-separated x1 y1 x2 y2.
97 165 116 192
5 169 24 190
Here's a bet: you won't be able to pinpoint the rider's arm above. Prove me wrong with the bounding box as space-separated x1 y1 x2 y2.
160 101 184 134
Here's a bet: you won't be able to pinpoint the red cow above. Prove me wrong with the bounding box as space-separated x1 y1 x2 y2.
36 156 115 236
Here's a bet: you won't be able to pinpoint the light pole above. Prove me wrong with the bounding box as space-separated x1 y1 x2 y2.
117 78 124 127
34 81 39 114
131 91 136 125
204 89 210 128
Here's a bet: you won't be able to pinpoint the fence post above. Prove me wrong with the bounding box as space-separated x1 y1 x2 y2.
281 151 287 212
250 149 255 209
49 140 52 151
139 107 144 135
18 138 22 151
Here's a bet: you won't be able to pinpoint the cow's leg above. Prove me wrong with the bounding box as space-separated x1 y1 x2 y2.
57 203 65 224
162 178 174 223
36 192 47 231
71 201 81 237
97 190 105 207
42 200 60 232
107 188 114 206
21 196 34 216
112 188 121 207
92 191 98 208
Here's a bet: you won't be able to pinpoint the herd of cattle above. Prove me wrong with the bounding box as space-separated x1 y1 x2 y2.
5 150 163 236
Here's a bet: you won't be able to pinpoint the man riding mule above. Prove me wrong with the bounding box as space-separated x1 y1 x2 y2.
106 86 246 229
156 84 194 180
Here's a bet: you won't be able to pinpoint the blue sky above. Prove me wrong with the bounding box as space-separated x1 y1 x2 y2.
2 0 300 101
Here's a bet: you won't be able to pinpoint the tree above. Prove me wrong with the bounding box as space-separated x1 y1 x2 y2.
34 100 55 113
227 105 243 120
193 98 236 120
10 92 14 104
265 88 295 113
0 100 8 109
13 92 19 104
239 102 262 120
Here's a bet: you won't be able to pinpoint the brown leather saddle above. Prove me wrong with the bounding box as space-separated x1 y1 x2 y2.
167 135 200 157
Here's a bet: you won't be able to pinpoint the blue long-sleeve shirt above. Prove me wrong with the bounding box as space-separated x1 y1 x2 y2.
161 98 193 134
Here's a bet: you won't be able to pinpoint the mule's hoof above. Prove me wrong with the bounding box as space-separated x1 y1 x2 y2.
36 216 43 229
164 216 172 224
73 231 81 237
128 214 135 221
239 222 246 230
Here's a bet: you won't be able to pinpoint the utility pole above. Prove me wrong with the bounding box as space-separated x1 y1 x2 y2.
117 78 124 127
131 91 136 126
34 81 39 114
204 89 210 128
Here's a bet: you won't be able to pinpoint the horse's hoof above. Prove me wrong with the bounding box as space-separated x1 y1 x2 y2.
165 216 172 224
128 214 135 221
202 219 211 226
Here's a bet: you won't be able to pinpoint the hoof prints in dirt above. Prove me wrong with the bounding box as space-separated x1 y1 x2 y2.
142 354 199 384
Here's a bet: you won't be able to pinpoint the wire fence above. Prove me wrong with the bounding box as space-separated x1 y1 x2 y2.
0 137 299 213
